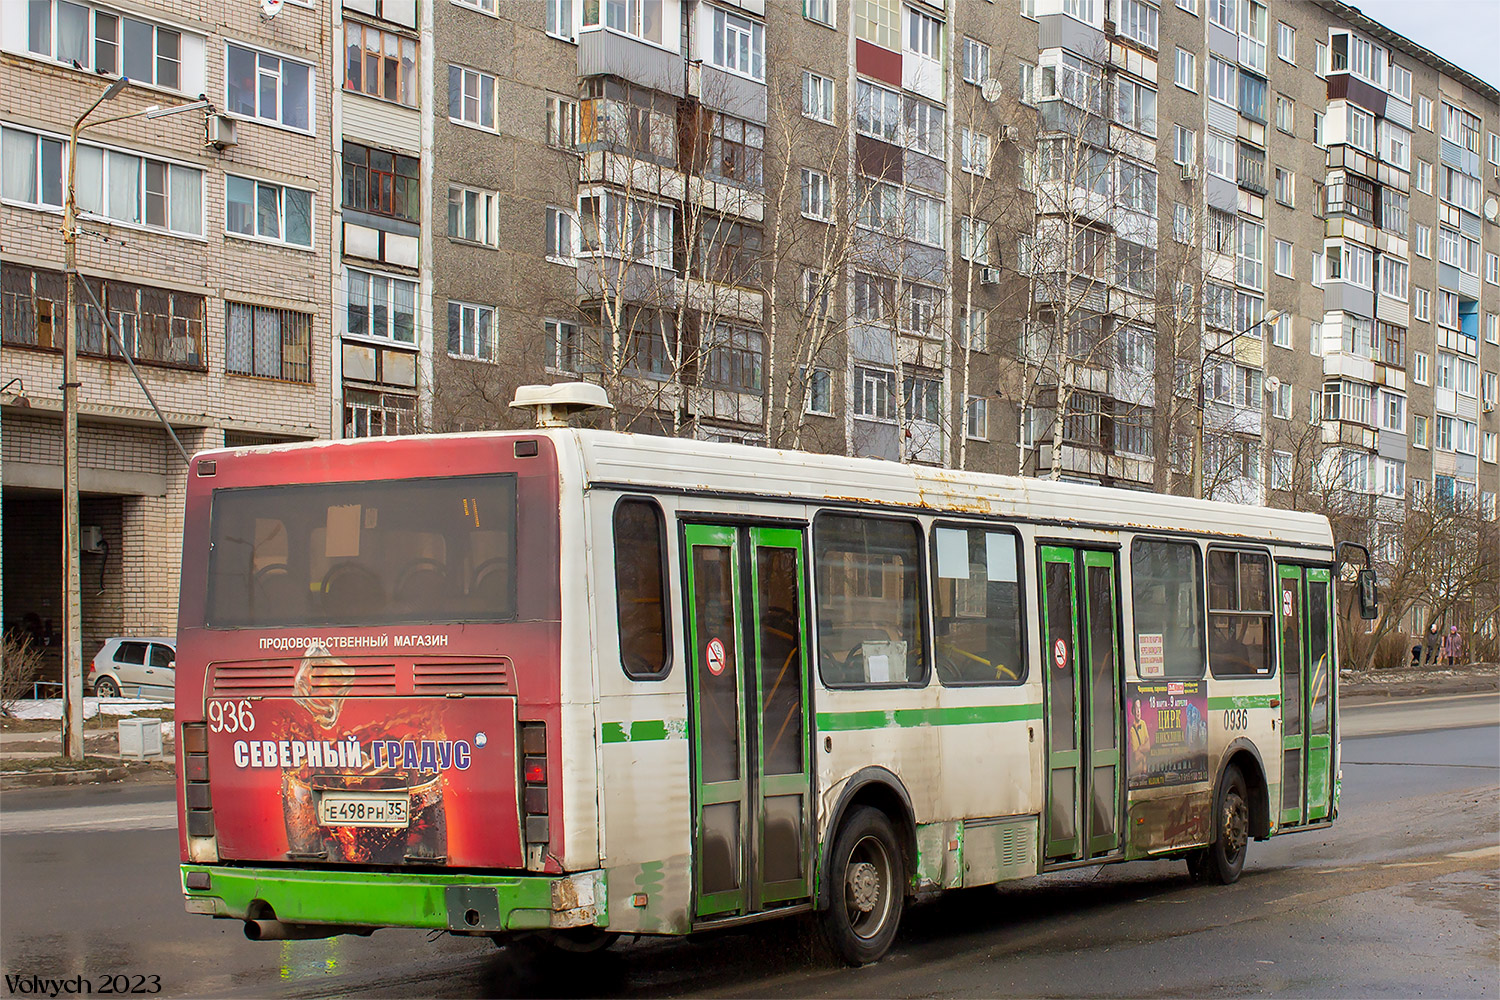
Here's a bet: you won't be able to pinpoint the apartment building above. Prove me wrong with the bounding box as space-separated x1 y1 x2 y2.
1 0 334 669
4 0 1497 662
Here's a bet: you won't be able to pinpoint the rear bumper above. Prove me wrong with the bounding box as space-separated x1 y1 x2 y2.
180 865 606 933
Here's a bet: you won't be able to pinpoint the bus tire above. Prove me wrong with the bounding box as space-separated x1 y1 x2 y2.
820 805 905 966
1207 765 1250 884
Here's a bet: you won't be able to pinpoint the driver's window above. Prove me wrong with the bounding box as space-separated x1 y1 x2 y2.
930 525 1026 685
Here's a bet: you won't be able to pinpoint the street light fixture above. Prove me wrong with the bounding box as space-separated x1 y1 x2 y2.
1190 309 1283 501
60 80 208 760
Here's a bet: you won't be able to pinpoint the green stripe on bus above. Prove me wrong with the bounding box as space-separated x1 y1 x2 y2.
1206 694 1280 710
601 720 687 743
815 703 1043 732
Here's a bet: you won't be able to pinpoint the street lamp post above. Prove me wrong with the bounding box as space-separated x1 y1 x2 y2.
1190 309 1282 501
60 81 210 759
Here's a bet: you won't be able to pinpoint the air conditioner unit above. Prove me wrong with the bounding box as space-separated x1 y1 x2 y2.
207 114 237 149
980 267 1002 285
997 124 1013 143
1180 162 1199 181
80 525 104 554
1485 400 1496 412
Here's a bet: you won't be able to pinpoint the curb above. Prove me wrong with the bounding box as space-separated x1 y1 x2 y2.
0 764 137 789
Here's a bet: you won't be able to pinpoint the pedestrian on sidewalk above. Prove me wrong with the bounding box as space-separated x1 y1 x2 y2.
1441 626 1463 667
1424 623 1442 666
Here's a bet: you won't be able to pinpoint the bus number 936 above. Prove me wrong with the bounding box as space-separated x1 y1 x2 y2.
207 699 256 734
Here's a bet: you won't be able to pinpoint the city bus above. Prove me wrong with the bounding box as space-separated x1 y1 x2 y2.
176 383 1361 965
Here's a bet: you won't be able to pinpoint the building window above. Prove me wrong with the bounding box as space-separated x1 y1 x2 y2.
1173 125 1196 165
1277 21 1294 62
708 113 764 186
1018 62 1036 104
578 190 673 267
855 80 901 142
1273 166 1294 207
226 43 312 132
1237 219 1264 291
1312 110 1324 147
225 175 312 247
854 0 900 50
2 265 204 367
547 94 579 147
1378 322 1406 367
960 308 988 352
906 98 945 158
803 269 833 318
1114 78 1158 136
0 126 63 208
906 6 943 60
342 143 419 223
805 0 834 27
346 268 417 344
1274 93 1293 133
964 396 988 440
449 65 497 129
1415 158 1431 193
705 324 763 392
448 186 498 245
710 6 764 81
1379 256 1408 301
804 366 832 414
803 72 835 122
1413 351 1429 385
447 300 494 361
1274 239 1293 277
1205 131 1234 180
1117 0 1158 48
1486 253 1499 285
7 127 205 236
961 128 991 175
547 0 576 40
904 373 940 425
545 317 582 371
1270 379 1292 417
694 216 763 287
854 365 896 419
958 216 990 264
1172 202 1193 243
963 37 990 85
344 22 418 108
1172 48 1198 93
801 168 832 221
225 302 311 382
1207 55 1235 107
26 1 183 84
344 388 416 438
545 205 576 262
1379 389 1405 432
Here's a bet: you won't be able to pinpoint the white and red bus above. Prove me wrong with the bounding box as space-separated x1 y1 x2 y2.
177 384 1360 963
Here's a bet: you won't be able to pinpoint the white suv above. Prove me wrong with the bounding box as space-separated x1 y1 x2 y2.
90 637 176 700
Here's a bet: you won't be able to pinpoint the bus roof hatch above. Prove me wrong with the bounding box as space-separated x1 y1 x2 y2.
510 382 613 427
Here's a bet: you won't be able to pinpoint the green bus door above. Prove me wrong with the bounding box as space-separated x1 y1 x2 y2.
1278 564 1335 827
1039 546 1124 863
684 523 813 919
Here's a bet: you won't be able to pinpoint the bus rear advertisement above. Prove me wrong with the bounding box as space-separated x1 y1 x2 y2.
177 387 1359 962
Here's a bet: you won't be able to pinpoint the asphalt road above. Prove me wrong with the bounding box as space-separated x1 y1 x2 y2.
1 694 1495 999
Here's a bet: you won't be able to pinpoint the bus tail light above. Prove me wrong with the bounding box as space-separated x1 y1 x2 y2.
520 722 549 859
182 722 218 862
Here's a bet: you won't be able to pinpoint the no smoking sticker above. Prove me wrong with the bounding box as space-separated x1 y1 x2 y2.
1053 638 1068 670
706 637 727 676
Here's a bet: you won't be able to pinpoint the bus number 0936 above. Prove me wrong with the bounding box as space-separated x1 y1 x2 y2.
207 699 256 734
1223 708 1249 731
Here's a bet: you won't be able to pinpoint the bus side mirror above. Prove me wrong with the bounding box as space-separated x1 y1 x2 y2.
1357 569 1378 620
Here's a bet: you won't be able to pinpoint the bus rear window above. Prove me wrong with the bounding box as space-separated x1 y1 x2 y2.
205 474 518 627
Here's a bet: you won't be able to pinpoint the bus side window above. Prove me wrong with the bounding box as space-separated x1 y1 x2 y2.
930 525 1025 685
813 513 927 687
1206 548 1273 677
1130 538 1205 678
614 498 670 679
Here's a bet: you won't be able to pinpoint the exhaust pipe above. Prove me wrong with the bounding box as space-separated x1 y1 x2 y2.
244 919 344 941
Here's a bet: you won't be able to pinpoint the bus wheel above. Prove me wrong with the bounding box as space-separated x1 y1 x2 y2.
820 806 904 966
1207 766 1250 884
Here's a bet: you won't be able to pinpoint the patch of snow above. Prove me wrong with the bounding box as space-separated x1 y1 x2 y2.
7 698 169 721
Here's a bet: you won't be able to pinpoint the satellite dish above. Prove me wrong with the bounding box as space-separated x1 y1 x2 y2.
1485 196 1499 222
980 78 1003 103
261 0 283 16
1264 375 1281 394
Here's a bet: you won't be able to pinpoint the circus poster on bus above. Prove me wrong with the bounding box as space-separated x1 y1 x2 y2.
1126 680 1209 789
